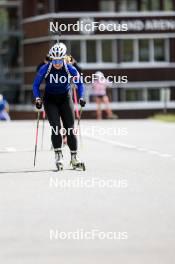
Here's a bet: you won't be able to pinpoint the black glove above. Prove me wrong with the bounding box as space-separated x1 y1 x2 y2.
35 98 42 110
79 98 86 107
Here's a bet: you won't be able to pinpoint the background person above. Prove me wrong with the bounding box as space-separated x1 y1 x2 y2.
92 71 117 119
0 94 10 121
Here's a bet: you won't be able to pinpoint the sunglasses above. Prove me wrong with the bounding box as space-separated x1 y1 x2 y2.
52 59 63 65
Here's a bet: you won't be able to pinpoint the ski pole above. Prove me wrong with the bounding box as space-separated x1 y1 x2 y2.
72 86 83 143
73 86 80 119
77 106 83 127
76 106 83 146
34 111 40 167
41 110 46 150
72 86 83 140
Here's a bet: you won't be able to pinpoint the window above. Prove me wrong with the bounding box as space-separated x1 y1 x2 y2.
0 36 20 71
37 0 48 14
140 0 161 11
154 39 165 61
125 89 143 101
86 40 96 63
151 0 161 10
0 8 8 33
70 41 81 62
118 0 138 11
100 1 115 11
164 0 173 10
140 0 149 10
77 38 167 64
48 0 55 12
170 87 175 100
139 39 149 62
120 38 167 64
118 0 165 11
148 88 160 101
120 40 134 62
127 0 138 11
102 40 113 62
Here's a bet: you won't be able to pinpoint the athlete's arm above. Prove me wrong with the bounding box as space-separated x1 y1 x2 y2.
33 64 49 99
67 64 85 98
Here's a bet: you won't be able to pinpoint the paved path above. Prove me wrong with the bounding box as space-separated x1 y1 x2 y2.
0 120 175 263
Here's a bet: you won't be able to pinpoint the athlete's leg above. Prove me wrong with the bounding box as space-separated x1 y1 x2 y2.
60 92 77 151
43 94 62 150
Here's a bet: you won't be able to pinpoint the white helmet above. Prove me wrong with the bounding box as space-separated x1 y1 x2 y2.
49 43 67 60
0 94 3 101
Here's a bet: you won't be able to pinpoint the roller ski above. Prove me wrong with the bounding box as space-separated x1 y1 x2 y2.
70 151 86 171
55 149 64 171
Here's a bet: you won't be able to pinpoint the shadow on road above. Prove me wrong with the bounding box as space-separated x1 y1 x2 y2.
0 169 58 174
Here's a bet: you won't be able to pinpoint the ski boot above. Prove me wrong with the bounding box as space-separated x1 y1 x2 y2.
70 151 86 171
55 149 64 171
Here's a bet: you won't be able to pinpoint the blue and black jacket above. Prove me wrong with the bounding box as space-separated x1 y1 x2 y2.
33 62 85 99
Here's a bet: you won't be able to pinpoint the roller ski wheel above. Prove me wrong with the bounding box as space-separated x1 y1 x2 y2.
56 163 63 171
55 150 64 171
70 161 86 171
70 152 86 171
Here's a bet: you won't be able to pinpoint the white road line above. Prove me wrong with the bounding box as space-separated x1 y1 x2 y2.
5 147 16 152
0 148 51 153
1 138 175 161
137 147 147 152
147 150 160 155
158 153 173 158
85 134 175 160
85 135 137 150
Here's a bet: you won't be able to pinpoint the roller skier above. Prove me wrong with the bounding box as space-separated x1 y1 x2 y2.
33 42 86 170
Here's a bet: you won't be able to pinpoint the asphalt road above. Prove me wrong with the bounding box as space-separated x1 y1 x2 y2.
0 119 175 264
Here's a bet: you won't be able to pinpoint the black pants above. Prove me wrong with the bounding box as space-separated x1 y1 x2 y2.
44 91 77 151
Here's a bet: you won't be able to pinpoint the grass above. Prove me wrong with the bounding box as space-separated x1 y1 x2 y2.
151 114 175 122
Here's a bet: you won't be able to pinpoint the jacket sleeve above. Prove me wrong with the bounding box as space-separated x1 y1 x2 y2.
33 64 49 99
67 64 85 98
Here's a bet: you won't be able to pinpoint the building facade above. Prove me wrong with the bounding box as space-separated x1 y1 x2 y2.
21 0 175 117
0 0 22 104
